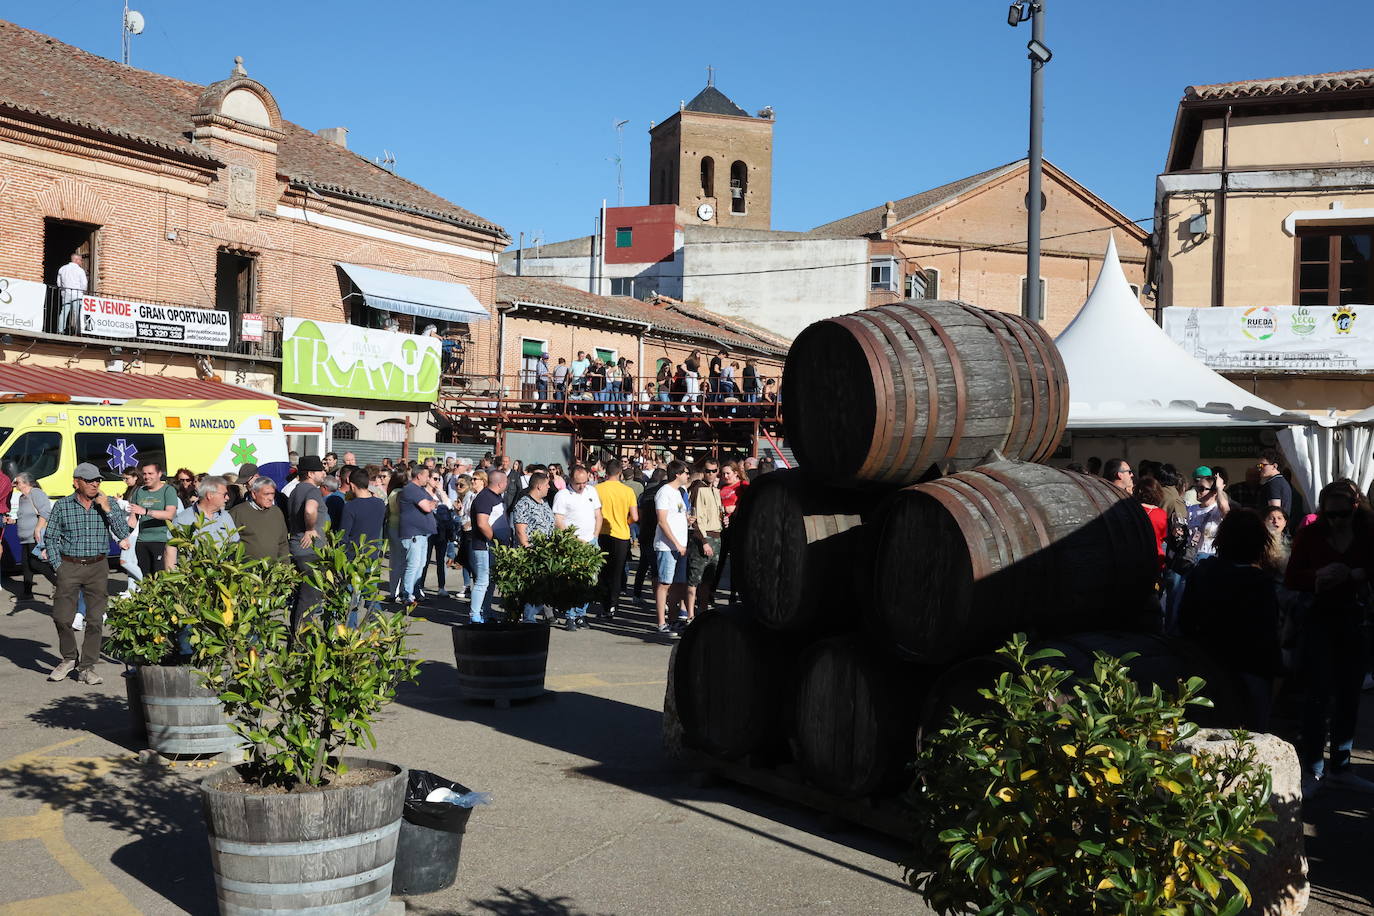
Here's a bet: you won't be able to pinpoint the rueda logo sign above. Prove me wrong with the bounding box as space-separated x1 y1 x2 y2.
80 295 231 346
282 318 441 402
0 276 46 332
1240 306 1276 340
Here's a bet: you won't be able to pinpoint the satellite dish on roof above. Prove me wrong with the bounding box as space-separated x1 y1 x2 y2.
124 9 145 34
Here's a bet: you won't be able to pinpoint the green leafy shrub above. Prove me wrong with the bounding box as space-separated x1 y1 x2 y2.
490 528 605 617
190 530 420 787
906 634 1273 916
105 524 297 666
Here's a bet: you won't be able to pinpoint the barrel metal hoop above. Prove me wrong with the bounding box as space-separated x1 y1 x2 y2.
939 475 1016 574
1001 312 1066 460
1058 471 1131 567
976 466 1053 551
905 305 968 462
833 315 895 481
453 652 548 663
142 696 222 706
989 310 1043 460
960 305 1024 458
858 309 921 482
219 884 392 916
918 482 993 581
217 861 394 896
211 819 400 857
884 308 942 482
147 723 236 735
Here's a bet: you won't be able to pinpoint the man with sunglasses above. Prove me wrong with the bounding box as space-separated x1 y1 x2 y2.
1256 448 1292 517
1186 466 1230 560
42 463 131 685
128 460 179 576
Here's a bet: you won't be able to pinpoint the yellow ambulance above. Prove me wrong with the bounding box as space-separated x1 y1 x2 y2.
0 397 290 495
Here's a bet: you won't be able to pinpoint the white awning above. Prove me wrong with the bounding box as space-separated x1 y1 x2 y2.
337 262 489 323
1055 237 1306 429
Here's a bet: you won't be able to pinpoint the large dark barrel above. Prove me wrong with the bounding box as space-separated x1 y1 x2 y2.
918 632 1244 743
782 301 1067 485
139 664 240 756
200 757 404 915
451 623 551 702
732 469 886 632
791 637 925 797
674 609 791 759
873 460 1158 663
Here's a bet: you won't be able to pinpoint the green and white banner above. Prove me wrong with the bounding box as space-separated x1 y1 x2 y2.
1164 304 1374 372
282 317 441 402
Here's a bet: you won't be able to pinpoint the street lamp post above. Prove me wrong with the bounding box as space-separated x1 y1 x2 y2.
1009 1 1051 322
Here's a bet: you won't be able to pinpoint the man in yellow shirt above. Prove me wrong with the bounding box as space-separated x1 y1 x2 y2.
596 459 639 620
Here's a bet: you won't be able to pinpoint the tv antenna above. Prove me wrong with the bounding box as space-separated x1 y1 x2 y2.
375 149 396 171
121 0 145 66
611 119 630 206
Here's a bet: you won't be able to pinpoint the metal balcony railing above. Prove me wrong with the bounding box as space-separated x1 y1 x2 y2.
440 373 782 422
34 283 283 359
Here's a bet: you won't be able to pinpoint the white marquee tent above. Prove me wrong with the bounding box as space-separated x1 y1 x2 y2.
1053 238 1327 500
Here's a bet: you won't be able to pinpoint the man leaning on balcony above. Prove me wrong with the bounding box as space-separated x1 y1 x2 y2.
55 252 87 335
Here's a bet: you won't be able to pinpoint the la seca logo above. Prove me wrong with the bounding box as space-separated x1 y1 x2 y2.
1241 306 1276 340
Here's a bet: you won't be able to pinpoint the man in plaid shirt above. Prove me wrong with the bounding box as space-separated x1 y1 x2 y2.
41 463 130 685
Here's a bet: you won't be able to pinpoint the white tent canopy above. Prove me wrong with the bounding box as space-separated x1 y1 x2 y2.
1054 237 1303 429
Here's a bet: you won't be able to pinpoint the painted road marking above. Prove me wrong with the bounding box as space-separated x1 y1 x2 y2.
0 737 141 914
545 672 665 692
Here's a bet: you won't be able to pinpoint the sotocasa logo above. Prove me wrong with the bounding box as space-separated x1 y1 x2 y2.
1241 306 1276 341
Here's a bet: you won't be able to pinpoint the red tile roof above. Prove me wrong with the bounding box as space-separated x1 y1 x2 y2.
0 19 505 238
495 275 789 355
1187 68 1374 101
0 364 329 415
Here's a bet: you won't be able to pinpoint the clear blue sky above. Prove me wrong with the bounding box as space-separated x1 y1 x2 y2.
6 1 1369 247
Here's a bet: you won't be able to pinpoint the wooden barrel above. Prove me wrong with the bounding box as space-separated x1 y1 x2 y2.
733 469 886 632
782 300 1067 485
139 665 240 756
674 609 790 759
919 632 1244 741
791 637 925 798
200 757 404 915
873 460 1158 664
451 623 551 702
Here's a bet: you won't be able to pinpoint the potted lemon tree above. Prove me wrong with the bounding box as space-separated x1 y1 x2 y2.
451 529 603 706
169 529 417 915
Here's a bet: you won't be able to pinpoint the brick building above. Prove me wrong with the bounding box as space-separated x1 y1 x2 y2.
809 159 1151 337
0 20 506 457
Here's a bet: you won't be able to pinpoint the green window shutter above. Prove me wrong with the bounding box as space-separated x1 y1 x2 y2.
595 348 615 363
521 339 545 358
615 227 633 248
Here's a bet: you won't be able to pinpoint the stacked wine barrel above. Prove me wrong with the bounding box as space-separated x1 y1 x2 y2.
673 300 1238 811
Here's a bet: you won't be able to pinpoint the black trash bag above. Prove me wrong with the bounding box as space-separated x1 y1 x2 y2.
404 769 477 833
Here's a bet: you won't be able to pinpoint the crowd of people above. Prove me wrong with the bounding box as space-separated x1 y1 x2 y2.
24 446 781 686
526 347 780 415
1076 448 1374 797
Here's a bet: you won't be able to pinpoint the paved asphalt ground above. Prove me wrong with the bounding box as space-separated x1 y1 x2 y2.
0 561 1370 915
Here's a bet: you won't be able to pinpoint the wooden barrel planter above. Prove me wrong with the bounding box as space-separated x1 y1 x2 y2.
200 757 404 915
872 460 1159 664
782 300 1067 485
674 609 793 759
732 469 886 632
917 632 1244 743
451 623 551 704
790 637 926 798
139 665 240 756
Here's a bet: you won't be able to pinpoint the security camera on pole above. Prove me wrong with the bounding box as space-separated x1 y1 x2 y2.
1008 1 1051 322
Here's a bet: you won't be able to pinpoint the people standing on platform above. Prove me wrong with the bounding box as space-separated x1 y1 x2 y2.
41 463 130 685
596 460 638 621
55 252 87 335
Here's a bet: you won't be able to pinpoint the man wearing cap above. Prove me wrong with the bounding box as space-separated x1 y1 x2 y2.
288 456 328 625
535 352 551 407
42 463 131 684
1187 466 1229 560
